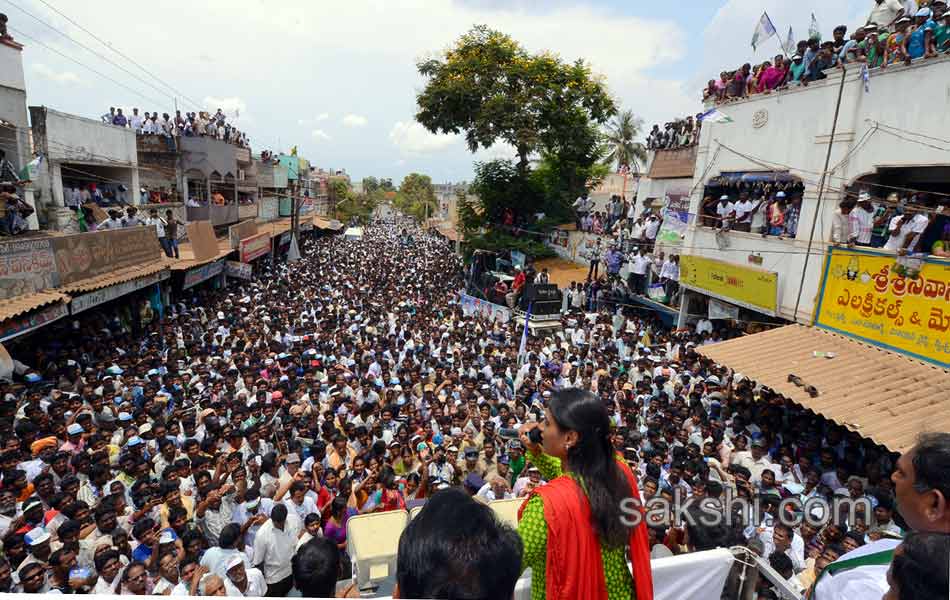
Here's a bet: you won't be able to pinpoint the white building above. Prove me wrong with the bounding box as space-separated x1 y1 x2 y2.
30 106 140 232
679 56 950 325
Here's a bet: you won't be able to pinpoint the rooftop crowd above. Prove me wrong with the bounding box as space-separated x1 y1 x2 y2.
705 1 950 104
646 117 701 150
101 107 249 149
0 216 945 598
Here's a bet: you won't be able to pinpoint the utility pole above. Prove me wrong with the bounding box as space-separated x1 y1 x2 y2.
793 67 848 323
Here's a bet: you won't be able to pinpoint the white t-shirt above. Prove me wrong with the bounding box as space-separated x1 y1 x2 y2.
734 200 755 223
631 255 651 275
716 202 734 223
883 213 929 251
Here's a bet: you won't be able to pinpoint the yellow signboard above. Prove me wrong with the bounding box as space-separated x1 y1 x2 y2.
679 255 778 315
815 247 950 368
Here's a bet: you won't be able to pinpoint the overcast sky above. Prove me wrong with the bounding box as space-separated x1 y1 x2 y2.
12 0 868 184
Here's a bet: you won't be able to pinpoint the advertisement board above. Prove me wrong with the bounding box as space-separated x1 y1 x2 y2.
679 255 778 315
182 260 225 290
225 261 253 280
51 228 162 285
459 293 512 324
0 301 69 342
0 239 59 299
70 270 169 314
815 247 950 368
239 233 271 262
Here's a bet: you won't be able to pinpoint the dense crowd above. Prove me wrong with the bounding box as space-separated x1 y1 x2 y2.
101 107 249 148
645 118 701 150
0 215 928 598
705 2 950 104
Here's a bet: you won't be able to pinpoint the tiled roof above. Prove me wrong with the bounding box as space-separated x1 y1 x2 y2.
60 262 169 294
696 325 950 453
0 290 70 322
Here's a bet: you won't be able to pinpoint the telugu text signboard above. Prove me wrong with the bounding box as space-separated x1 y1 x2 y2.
814 247 950 368
225 261 253 280
239 233 271 263
182 260 224 290
679 255 779 315
0 238 59 299
70 270 169 315
51 228 162 285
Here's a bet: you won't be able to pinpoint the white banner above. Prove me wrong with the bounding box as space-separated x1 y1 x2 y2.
70 271 169 315
459 293 511 324
708 298 740 320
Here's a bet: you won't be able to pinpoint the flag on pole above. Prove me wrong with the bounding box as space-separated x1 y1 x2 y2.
752 12 777 51
518 303 532 365
782 26 795 55
698 108 734 124
809 13 821 40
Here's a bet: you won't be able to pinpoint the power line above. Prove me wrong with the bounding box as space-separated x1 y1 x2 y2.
28 0 205 111
3 0 190 109
9 26 168 107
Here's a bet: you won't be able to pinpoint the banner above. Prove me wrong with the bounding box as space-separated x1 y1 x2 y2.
0 301 69 342
0 239 59 299
51 228 162 285
459 293 512 324
708 298 740 320
70 270 169 314
679 255 778 315
226 260 253 280
239 233 271 262
814 247 950 368
182 260 225 290
511 251 527 269
656 190 690 247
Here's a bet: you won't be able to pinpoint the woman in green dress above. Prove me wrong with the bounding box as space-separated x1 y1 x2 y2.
517 388 653 600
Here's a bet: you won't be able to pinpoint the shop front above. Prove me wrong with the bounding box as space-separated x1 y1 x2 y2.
677 254 782 330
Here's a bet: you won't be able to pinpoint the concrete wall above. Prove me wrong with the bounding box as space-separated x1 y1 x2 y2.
635 176 692 212
0 41 25 92
31 107 138 165
683 56 950 323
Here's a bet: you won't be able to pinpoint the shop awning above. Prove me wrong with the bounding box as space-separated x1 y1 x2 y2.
696 325 950 453
60 262 170 294
314 217 344 231
0 290 71 322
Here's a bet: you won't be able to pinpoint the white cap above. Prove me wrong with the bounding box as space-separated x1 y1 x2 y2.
25 527 50 546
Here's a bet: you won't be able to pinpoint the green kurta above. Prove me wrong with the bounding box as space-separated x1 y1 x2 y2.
517 451 634 600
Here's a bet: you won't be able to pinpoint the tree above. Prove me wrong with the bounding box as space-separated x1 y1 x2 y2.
416 25 616 174
362 176 380 194
379 178 395 192
604 109 647 173
394 173 438 222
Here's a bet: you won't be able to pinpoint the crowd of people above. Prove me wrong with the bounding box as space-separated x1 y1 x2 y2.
646 117 702 150
705 2 950 104
0 213 945 598
101 107 250 149
700 181 805 239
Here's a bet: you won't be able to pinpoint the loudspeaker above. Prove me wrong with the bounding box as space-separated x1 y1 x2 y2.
526 284 559 302
532 300 562 316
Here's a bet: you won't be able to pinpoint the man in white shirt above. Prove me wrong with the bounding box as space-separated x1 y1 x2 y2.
868 0 905 27
573 192 593 228
883 210 931 252
129 108 144 132
848 193 876 246
831 200 856 245
695 317 714 336
628 248 651 295
252 504 300 596
732 194 757 232
715 195 735 230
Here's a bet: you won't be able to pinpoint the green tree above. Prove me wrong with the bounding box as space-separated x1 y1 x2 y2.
362 176 380 194
604 109 647 173
415 25 616 174
394 173 438 222
379 178 395 192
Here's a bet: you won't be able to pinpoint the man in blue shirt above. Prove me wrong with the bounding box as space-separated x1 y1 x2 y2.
907 7 937 59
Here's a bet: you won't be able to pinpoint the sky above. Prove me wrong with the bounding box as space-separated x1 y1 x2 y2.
11 0 869 185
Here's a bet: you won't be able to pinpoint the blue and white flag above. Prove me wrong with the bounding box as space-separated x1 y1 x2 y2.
518 302 532 365
752 12 777 51
809 13 821 41
862 64 870 93
698 108 734 124
783 26 795 55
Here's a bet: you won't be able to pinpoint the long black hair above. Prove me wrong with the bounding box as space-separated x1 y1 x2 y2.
548 388 630 548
